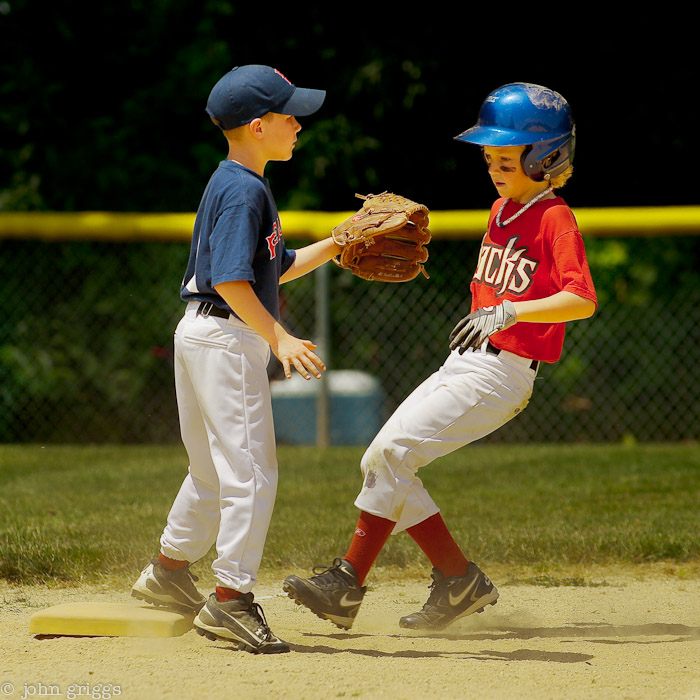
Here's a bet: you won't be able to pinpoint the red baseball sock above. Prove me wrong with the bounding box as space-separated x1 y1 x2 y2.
406 513 469 578
215 587 242 602
343 511 395 586
157 554 188 571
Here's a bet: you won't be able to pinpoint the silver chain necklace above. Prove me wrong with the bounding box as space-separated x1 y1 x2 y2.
495 187 553 228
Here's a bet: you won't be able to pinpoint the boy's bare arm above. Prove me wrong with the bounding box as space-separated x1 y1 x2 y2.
279 237 341 283
214 280 326 380
512 291 596 323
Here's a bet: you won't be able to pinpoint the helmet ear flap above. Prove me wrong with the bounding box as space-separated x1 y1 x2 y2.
522 132 576 182
521 145 536 179
521 145 556 181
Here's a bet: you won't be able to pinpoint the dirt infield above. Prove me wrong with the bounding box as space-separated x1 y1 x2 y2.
2 564 700 700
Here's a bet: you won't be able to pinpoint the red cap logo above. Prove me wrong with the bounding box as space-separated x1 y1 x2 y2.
274 69 292 85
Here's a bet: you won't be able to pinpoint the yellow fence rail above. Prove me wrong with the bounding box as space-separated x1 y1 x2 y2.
1 206 699 242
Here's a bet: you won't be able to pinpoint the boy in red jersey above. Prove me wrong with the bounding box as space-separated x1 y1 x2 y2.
283 83 597 631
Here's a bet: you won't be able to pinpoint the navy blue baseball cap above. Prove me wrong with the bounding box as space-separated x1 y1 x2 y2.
206 65 326 130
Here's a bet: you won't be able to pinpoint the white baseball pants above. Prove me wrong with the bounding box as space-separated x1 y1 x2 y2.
159 302 277 592
354 344 537 534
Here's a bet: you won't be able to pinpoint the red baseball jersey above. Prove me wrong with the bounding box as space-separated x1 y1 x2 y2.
469 196 597 363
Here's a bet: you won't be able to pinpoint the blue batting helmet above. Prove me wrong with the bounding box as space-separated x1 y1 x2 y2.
455 82 576 182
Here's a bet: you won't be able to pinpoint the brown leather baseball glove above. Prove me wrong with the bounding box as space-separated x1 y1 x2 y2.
331 192 431 282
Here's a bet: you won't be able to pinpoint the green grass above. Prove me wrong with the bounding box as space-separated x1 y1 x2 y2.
1 443 699 586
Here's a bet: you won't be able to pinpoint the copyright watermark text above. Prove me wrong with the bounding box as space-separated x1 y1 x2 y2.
1 682 121 699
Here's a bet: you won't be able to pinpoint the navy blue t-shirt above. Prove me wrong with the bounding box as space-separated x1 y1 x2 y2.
181 160 296 321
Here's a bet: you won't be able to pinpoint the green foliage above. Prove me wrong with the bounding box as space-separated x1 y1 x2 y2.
1 444 699 585
557 235 700 442
2 234 700 443
0 241 186 442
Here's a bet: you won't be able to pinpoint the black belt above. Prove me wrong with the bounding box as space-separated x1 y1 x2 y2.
196 301 230 319
485 341 539 372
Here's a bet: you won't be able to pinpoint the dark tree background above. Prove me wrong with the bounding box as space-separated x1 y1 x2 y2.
1 5 696 214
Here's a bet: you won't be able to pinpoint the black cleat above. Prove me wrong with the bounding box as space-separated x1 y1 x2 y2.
399 562 499 630
283 558 366 630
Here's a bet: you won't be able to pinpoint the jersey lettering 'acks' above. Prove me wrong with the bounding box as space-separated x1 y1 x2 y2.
181 160 296 320
470 196 597 364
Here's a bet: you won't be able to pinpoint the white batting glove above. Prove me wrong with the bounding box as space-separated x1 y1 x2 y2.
449 300 517 354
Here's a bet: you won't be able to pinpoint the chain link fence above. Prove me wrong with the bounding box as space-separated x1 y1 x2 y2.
1 231 699 445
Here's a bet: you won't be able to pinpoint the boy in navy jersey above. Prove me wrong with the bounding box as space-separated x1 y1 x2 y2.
132 65 341 654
